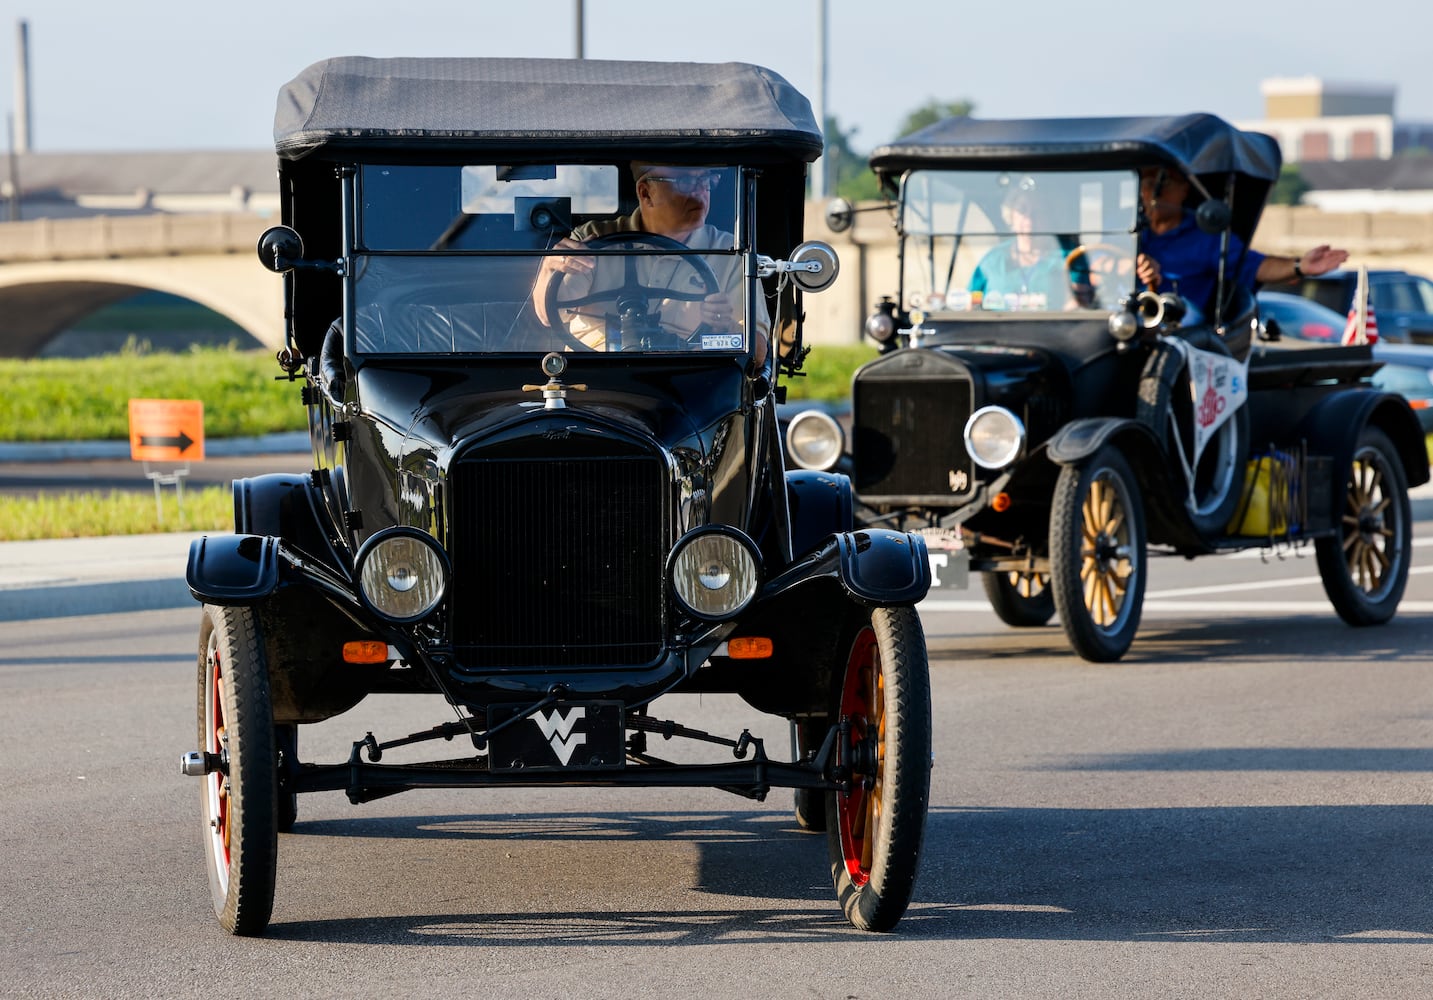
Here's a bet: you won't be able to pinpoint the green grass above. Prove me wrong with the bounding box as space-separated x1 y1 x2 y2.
783 344 879 401
0 487 232 541
0 342 303 442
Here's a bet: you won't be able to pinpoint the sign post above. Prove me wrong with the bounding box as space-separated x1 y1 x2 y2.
128 398 205 524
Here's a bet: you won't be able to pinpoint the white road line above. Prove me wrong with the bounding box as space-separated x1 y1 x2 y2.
1147 564 1433 599
920 599 1433 614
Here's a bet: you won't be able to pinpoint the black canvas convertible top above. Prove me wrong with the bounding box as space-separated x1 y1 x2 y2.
870 113 1282 244
870 114 1280 180
274 56 823 162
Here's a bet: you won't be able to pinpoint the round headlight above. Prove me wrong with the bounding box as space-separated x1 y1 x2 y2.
785 409 845 471
356 528 449 622
669 528 760 621
963 406 1025 470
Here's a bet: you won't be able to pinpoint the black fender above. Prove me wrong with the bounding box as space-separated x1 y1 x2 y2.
186 534 282 605
785 470 854 557
1044 416 1199 549
763 528 930 607
233 472 342 569
1296 388 1431 497
1046 416 1162 467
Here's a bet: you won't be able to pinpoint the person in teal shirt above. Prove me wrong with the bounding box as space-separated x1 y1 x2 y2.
969 184 1091 311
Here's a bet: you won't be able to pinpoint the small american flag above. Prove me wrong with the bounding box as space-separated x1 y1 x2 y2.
1341 265 1379 345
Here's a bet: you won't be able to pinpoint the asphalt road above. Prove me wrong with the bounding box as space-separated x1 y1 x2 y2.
0 452 312 498
3 535 1433 999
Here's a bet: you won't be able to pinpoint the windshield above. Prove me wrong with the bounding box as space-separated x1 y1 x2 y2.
898 169 1139 315
350 163 765 355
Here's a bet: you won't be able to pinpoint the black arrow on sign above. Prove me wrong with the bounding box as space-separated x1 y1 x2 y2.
138 431 195 453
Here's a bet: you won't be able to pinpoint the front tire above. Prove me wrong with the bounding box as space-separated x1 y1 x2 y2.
1316 426 1412 625
982 570 1056 627
197 605 278 936
1049 446 1147 662
826 606 931 932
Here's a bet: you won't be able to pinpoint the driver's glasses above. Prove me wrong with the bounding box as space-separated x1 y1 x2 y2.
645 171 720 193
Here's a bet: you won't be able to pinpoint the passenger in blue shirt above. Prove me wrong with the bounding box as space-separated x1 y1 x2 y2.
1134 167 1347 312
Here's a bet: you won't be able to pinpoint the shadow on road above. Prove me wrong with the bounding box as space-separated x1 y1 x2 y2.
264 802 1433 946
927 612 1433 665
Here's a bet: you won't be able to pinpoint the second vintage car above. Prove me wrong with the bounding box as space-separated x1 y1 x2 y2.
797 113 1428 662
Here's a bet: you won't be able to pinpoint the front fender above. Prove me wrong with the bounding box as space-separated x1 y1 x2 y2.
186 534 282 605
1046 416 1161 466
763 528 930 606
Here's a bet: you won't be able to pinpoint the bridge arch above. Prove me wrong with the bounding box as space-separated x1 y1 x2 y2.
0 255 283 357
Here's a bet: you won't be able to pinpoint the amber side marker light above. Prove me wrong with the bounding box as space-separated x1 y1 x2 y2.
728 637 774 659
343 640 388 664
991 492 1013 513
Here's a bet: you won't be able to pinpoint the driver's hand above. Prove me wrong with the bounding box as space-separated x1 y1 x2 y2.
1135 252 1161 290
697 293 735 331
534 237 596 325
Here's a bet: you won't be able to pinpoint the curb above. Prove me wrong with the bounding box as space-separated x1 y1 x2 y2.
0 578 196 623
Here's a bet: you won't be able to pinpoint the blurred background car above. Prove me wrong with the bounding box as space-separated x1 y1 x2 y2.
1294 268 1433 345
1258 290 1433 433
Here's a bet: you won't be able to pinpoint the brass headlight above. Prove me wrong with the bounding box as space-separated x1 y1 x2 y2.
963 406 1025 470
355 528 449 622
785 408 845 471
668 527 761 621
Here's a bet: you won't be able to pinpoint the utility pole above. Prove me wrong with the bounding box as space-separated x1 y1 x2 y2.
14 19 31 154
574 0 585 58
811 0 828 198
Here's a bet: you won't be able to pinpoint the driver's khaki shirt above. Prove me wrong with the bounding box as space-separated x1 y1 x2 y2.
563 209 769 351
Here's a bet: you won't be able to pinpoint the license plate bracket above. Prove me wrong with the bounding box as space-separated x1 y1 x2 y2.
488 701 625 771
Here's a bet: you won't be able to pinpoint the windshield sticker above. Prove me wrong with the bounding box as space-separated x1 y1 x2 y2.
700 334 744 350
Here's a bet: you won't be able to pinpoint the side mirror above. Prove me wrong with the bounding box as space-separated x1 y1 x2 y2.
256 226 304 273
1195 199 1232 234
788 241 841 292
824 197 854 234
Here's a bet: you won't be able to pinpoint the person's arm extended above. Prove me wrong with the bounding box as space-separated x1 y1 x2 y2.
1255 245 1349 285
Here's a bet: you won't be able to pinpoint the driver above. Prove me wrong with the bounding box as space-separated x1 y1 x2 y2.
1134 166 1347 308
532 162 768 359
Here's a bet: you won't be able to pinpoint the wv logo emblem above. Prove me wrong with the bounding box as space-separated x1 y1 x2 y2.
532 707 587 765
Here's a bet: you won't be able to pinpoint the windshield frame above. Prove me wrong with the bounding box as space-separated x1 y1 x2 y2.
338 162 767 360
894 166 1141 318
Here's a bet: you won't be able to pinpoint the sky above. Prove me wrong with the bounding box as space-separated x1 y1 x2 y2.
3 0 1432 155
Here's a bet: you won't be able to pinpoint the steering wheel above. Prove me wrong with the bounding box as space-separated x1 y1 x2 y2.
1064 242 1134 281
542 231 722 351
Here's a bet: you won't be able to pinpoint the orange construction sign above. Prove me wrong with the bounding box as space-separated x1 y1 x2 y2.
128 398 205 461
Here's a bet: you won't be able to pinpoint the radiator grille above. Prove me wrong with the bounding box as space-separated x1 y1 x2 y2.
448 453 667 668
853 377 974 502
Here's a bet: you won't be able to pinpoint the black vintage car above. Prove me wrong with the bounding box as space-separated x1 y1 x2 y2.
796 113 1428 662
180 57 932 935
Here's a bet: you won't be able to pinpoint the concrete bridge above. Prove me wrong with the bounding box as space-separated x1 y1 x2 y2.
4 205 1433 357
0 213 281 357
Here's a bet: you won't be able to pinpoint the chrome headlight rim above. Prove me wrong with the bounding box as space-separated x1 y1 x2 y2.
665 525 762 623
354 526 450 624
963 405 1026 470
785 408 845 472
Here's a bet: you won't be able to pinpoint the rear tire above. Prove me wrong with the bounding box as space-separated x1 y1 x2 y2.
826 606 931 932
982 570 1055 627
1049 446 1146 662
1316 426 1412 625
197 605 278 936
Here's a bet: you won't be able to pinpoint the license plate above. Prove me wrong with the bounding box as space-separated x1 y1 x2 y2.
488 701 625 771
919 528 969 591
